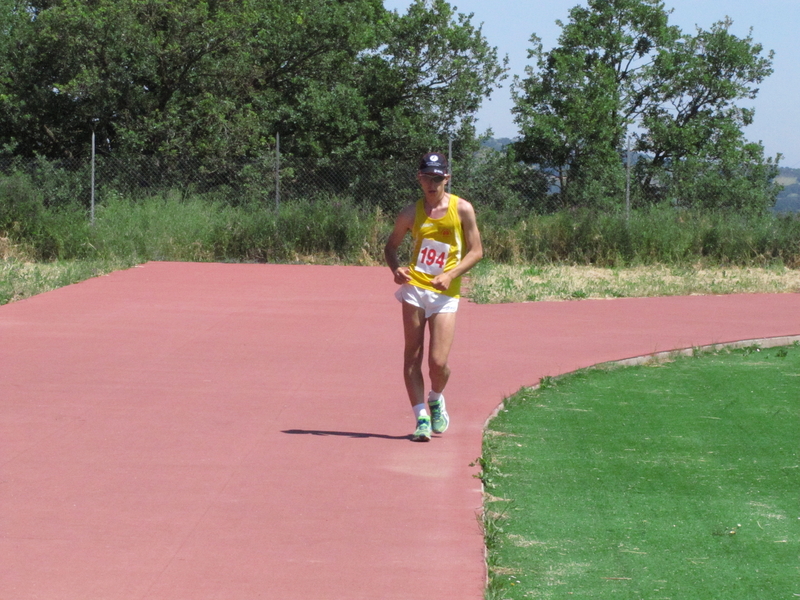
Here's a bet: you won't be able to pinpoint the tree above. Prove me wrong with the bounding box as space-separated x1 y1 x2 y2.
0 0 506 171
512 0 778 211
512 0 678 207
357 0 507 159
0 0 384 162
635 18 779 210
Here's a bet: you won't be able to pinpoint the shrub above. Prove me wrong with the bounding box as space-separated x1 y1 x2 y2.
0 173 46 240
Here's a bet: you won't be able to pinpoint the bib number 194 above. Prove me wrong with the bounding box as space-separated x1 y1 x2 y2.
415 239 449 276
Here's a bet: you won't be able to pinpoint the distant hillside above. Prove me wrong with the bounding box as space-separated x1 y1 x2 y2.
775 167 799 213
480 137 515 151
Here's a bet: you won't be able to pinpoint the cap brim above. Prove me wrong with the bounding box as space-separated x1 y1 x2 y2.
419 167 447 176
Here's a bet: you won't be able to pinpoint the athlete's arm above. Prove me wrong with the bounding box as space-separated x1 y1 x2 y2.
384 204 416 285
430 198 483 292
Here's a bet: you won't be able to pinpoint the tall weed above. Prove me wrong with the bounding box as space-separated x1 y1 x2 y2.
479 206 800 267
0 173 46 243
2 179 800 267
90 192 221 261
0 173 94 259
213 195 391 264
49 192 393 264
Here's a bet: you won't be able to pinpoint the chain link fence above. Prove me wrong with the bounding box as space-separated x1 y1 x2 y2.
0 148 791 218
0 149 560 216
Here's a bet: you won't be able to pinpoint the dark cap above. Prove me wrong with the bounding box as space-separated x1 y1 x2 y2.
419 152 448 176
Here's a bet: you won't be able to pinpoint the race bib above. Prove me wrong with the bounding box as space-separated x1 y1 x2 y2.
415 238 449 276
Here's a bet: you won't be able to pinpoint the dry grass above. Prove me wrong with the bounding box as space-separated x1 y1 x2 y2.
470 263 800 303
0 259 134 305
1 237 135 305
4 251 800 307
0 235 32 261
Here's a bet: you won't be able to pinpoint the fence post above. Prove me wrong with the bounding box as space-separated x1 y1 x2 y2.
625 135 631 222
447 138 452 193
90 128 96 227
275 132 281 210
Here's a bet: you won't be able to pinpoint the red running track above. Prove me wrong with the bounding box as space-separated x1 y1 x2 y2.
2 262 799 599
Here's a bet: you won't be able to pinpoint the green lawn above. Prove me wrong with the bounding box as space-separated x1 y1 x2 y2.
483 344 800 599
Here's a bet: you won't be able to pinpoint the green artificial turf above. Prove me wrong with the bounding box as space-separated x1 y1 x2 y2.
483 344 800 599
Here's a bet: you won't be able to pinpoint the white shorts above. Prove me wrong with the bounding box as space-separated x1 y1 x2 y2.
395 283 459 318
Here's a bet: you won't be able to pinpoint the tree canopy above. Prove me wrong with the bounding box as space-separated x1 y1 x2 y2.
0 0 783 213
512 0 780 211
0 0 506 165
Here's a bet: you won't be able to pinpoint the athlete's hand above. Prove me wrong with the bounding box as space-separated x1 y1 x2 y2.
431 272 454 292
393 267 412 285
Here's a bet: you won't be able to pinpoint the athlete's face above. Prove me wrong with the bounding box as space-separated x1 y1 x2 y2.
417 172 450 200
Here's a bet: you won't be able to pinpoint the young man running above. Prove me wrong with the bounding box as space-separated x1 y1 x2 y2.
384 152 483 441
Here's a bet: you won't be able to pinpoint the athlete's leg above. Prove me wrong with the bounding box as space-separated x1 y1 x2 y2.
401 300 427 407
427 311 457 394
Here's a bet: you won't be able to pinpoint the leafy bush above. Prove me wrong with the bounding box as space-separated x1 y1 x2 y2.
0 173 45 239
0 172 90 258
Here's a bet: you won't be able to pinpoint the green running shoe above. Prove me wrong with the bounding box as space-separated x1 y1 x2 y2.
411 416 432 442
429 398 449 434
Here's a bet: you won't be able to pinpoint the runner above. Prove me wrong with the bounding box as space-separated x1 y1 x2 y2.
384 152 483 441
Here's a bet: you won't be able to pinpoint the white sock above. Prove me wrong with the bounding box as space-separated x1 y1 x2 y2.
428 391 444 405
413 403 428 419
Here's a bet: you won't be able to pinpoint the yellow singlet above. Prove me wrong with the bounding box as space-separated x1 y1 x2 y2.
408 194 464 298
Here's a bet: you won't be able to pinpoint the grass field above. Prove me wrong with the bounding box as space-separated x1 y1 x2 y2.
482 344 800 599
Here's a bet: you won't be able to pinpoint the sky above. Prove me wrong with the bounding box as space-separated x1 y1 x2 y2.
383 0 800 168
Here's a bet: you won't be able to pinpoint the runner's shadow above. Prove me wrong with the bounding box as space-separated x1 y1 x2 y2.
282 429 411 441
